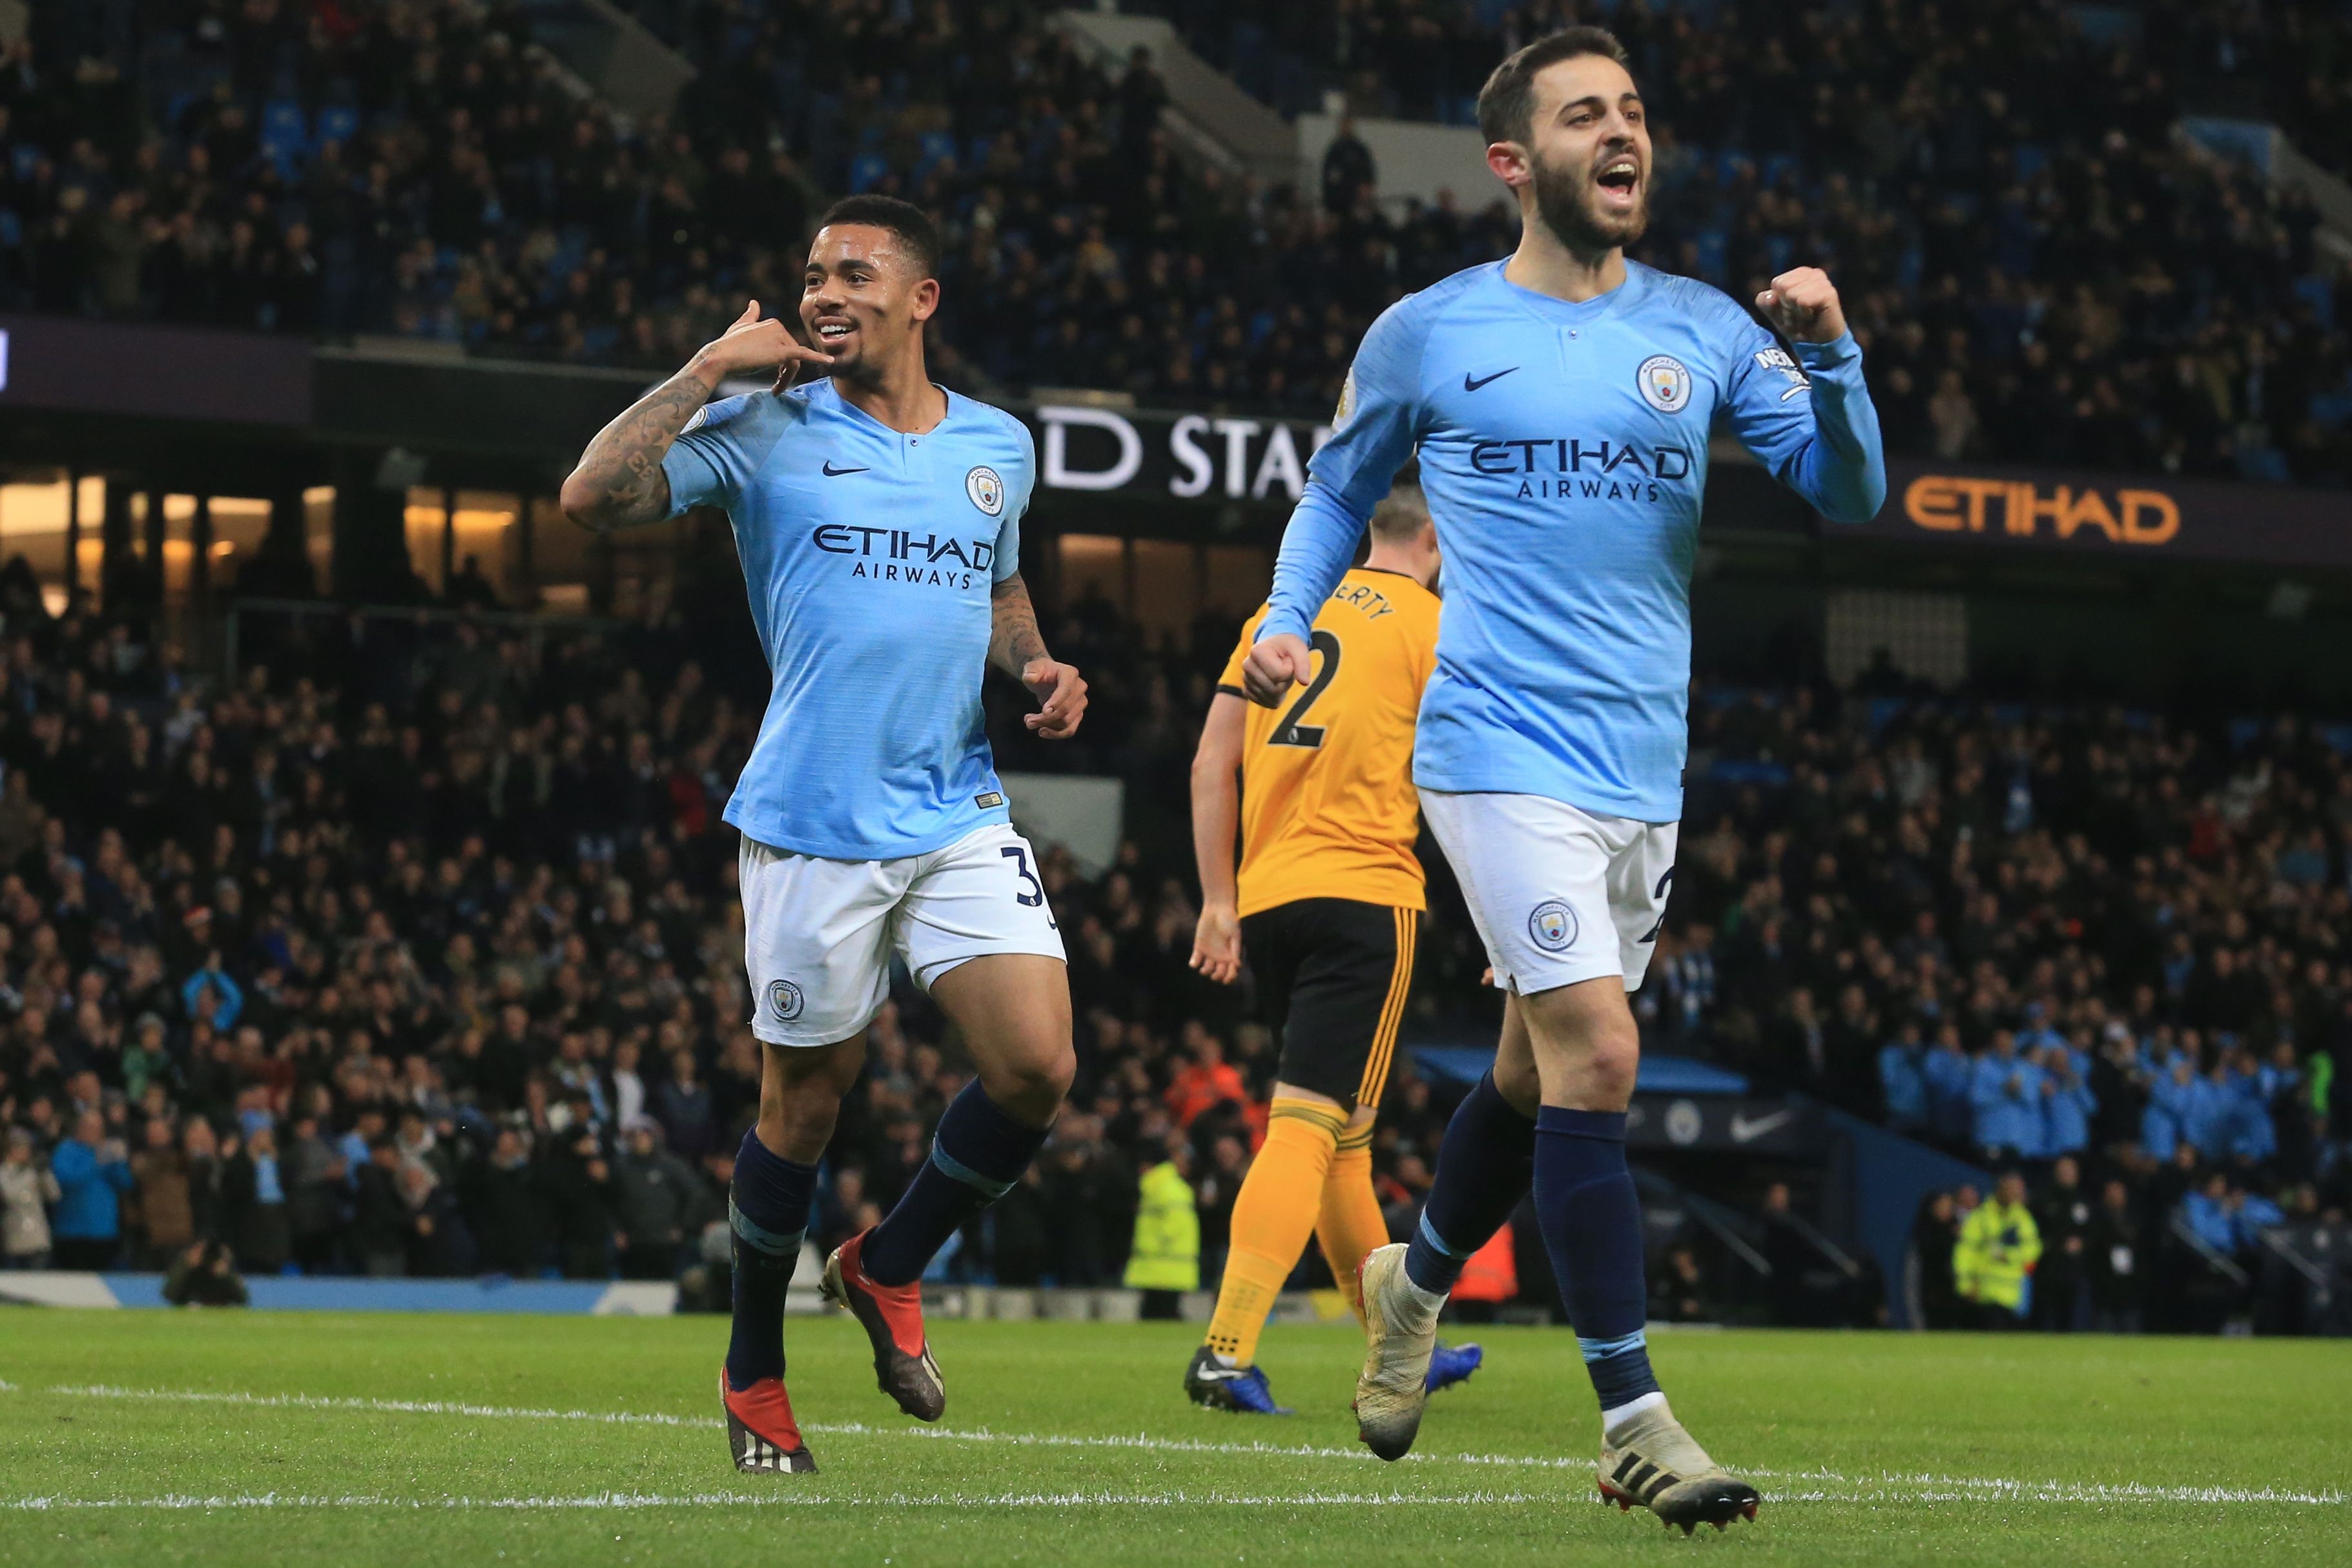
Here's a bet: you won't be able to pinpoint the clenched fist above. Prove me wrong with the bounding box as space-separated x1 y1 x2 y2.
1755 267 1847 344
1242 632 1312 707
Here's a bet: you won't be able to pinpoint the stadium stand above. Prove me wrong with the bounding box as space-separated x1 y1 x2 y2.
1142 0 2352 171
0 1 2346 1337
1 1 2346 482
0 577 2342 1333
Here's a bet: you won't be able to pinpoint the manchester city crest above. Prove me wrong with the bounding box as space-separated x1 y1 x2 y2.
965 464 1006 516
1527 900 1580 953
767 978 805 1022
1636 353 1693 413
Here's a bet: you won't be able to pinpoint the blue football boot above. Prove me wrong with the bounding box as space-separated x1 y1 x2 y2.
1184 1346 1295 1414
1425 1339 1483 1394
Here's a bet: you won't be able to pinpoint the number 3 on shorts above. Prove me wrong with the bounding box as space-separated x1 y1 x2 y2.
1002 845 1056 928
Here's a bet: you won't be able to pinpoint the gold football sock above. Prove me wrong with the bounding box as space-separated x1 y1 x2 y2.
1317 1121 1388 1326
1202 1097 1345 1365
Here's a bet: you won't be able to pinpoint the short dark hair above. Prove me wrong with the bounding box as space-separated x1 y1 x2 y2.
1476 26 1630 147
1369 484 1430 544
814 195 940 279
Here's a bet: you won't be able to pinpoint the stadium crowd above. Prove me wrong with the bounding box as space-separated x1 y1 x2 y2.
1156 0 2352 171
0 570 2344 1338
1649 675 2352 1330
3 1 2349 482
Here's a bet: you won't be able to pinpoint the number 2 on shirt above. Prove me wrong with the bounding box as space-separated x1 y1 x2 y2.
1269 630 1343 748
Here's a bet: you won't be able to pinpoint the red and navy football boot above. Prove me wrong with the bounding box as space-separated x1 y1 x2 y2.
821 1228 946 1421
720 1367 816 1474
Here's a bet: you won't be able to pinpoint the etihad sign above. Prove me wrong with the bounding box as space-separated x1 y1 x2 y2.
1902 473 2181 546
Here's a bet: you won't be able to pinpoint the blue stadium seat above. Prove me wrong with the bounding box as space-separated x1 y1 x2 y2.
2236 445 2292 484
315 103 360 149
260 99 309 179
847 152 889 193
1707 759 1792 787
261 99 308 156
914 130 956 180
2294 274 2336 332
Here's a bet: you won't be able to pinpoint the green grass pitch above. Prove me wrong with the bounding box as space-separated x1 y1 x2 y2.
3 1310 2347 1566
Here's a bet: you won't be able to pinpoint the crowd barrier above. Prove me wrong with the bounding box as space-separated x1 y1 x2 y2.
0 1271 677 1315
0 1273 1382 1325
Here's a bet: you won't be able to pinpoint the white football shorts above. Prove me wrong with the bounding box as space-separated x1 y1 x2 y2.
1420 790 1677 996
738 821 1066 1047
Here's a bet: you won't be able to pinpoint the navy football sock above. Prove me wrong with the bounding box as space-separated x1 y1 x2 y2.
861 1081 1051 1288
1532 1107 1662 1414
1403 1071 1536 1295
725 1128 820 1392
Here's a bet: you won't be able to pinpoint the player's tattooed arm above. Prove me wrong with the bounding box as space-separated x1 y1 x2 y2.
558 369 710 531
991 574 1088 739
989 573 1051 674
560 300 833 532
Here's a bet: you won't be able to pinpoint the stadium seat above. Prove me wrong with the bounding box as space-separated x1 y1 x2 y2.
260 99 309 170
913 130 957 181
315 103 361 149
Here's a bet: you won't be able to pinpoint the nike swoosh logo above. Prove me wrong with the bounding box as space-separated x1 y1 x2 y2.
821 461 869 476
1463 367 1519 392
1729 1109 1796 1143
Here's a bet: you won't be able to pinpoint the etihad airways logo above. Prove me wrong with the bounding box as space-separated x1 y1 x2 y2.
1903 475 2181 546
811 524 996 588
1470 437 1695 504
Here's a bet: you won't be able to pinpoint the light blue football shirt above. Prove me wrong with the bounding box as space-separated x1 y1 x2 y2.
663 377 1031 860
1261 259 1885 823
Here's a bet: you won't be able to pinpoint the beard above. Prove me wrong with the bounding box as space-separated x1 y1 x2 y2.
1529 148 1648 254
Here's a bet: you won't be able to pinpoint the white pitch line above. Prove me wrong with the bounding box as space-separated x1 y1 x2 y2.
36 1384 1453 1465
44 1384 703 1430
15 1383 2345 1507
6 1491 1549 1512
